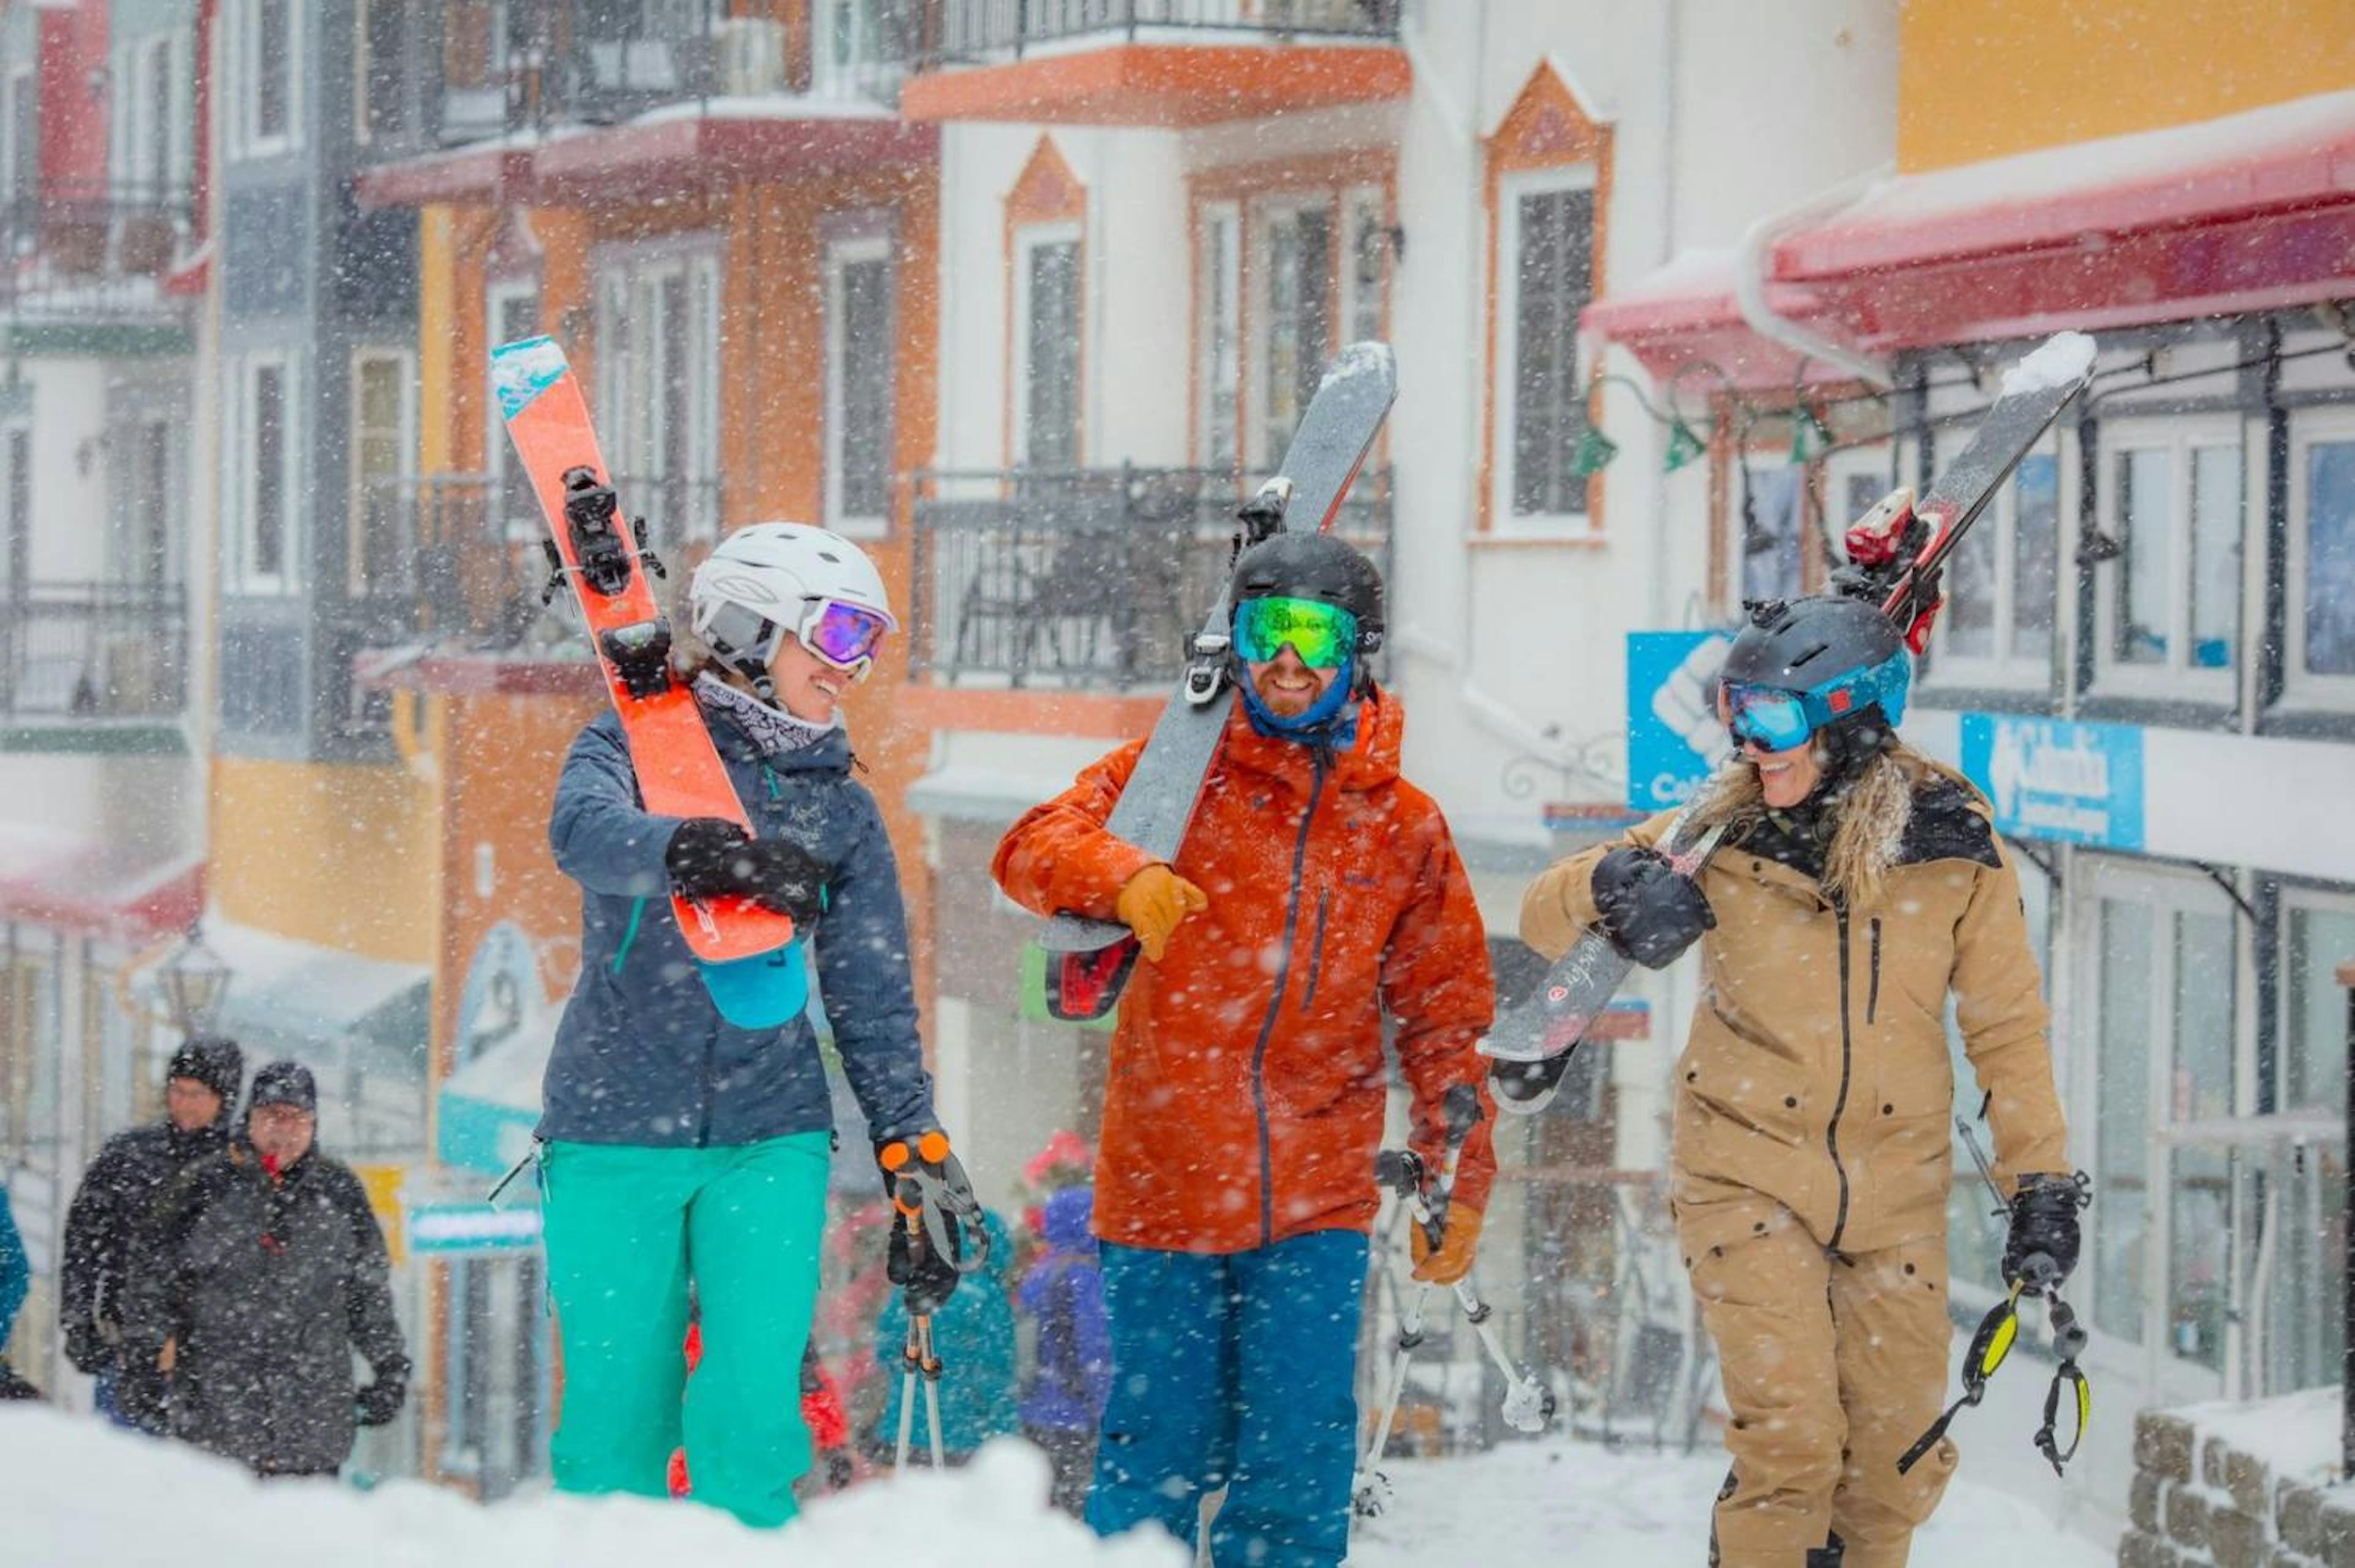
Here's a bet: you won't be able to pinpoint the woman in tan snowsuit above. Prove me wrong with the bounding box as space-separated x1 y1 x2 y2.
1519 595 2083 1568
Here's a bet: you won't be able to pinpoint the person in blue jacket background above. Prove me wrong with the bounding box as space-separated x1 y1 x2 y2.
0 1180 37 1400
540 523 970 1529
872 1207 1020 1464
1018 1185 1111 1515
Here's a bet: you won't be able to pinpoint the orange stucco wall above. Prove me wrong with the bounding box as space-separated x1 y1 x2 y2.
208 753 439 965
1898 0 2355 169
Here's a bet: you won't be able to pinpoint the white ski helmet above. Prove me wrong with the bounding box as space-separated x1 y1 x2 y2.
687 522 898 697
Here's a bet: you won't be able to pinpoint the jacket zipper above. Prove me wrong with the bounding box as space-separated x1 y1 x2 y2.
1867 917 1882 1025
1828 905 1855 1250
1298 891 1331 1014
1249 752 1328 1246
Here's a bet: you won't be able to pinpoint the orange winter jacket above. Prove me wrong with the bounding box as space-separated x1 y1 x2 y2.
992 693 1498 1255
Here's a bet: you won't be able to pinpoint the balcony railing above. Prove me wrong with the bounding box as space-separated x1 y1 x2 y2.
908 0 1402 64
0 183 196 321
423 1 906 148
352 471 720 654
909 464 1390 690
0 582 188 721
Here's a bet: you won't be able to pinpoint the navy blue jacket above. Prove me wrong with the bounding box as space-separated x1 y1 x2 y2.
542 707 935 1149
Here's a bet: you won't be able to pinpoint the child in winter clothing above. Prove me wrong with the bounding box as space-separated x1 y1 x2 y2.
540 525 968 1529
1017 1186 1110 1516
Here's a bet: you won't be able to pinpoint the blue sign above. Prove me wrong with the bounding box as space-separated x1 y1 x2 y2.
1625 631 1735 811
1958 713 2145 850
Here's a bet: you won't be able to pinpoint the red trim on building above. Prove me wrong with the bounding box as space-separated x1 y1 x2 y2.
1585 92 2355 374
0 856 204 942
356 145 533 211
353 649 603 698
529 115 936 204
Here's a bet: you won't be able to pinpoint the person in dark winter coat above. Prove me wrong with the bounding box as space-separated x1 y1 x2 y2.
123 1061 408 1478
60 1034 242 1429
1017 1186 1110 1516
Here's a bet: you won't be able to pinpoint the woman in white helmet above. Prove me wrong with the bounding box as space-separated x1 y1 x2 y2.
538 523 970 1528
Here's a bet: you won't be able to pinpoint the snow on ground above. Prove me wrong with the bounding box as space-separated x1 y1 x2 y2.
1 1407 1182 1568
1351 1440 2111 1567
5 1404 2110 1567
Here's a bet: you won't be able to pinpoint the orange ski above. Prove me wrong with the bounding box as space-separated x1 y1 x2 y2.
492 335 795 968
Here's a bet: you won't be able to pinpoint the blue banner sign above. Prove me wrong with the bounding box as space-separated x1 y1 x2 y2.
1958 713 2145 850
1625 631 1735 812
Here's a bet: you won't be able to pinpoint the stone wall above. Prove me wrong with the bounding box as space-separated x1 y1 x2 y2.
2121 1395 2349 1568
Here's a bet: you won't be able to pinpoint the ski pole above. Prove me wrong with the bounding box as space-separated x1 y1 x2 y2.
880 1131 989 1473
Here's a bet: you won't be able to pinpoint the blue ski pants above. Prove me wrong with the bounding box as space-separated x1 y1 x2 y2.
540 1134 830 1529
1086 1230 1370 1568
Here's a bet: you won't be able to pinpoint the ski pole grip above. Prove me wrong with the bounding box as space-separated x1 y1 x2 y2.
1374 1149 1423 1198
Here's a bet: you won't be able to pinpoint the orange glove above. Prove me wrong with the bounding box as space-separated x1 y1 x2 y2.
1114 864 1209 963
1411 1205 1484 1285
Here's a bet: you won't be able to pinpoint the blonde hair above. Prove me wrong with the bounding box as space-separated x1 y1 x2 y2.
1684 741 1940 911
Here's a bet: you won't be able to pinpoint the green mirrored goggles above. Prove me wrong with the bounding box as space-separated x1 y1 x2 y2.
1234 595 1358 669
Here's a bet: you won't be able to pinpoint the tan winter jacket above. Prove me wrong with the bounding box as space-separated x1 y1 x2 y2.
1520 754 2068 1258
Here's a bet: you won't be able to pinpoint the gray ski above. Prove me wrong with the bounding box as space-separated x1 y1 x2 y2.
1036 343 1397 1019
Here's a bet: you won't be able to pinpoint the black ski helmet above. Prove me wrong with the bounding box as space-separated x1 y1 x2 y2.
1227 532 1385 654
1719 594 1910 768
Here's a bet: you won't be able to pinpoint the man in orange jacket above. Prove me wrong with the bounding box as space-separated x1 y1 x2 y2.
993 532 1496 1568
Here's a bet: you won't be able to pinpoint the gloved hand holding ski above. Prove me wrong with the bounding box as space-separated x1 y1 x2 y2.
1483 330 2096 1118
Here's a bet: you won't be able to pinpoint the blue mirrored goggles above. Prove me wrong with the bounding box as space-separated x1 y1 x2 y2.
1721 648 1912 753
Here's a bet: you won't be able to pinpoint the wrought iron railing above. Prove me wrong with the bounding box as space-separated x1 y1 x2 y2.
908 463 1390 690
908 0 1401 65
0 183 196 319
0 581 188 720
352 470 721 652
419 0 908 147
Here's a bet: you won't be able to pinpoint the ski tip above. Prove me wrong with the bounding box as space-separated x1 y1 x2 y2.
490 335 570 421
1320 341 1397 393
2001 331 2096 398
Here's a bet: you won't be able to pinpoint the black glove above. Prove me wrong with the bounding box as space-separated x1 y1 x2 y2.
1591 846 1716 969
356 1374 407 1428
665 818 831 922
2003 1171 2088 1293
63 1319 109 1376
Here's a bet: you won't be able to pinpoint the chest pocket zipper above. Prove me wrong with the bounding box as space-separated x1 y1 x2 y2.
1867 917 1883 1025
1299 892 1331 1014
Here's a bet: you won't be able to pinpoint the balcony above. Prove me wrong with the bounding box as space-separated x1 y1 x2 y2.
894 0 1409 127
0 184 197 348
361 3 930 209
348 472 725 698
0 583 188 748
908 463 1390 697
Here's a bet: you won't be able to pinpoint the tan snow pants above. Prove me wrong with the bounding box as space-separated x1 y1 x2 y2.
1686 1199 1959 1567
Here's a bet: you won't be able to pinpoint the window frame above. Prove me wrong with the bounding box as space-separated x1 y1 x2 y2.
1924 429 2070 692
822 231 895 540
2089 413 2248 705
353 0 411 146
1247 191 1336 473
1491 162 1601 540
2282 404 2355 709
228 0 301 160
348 346 418 598
1011 218 1084 472
2067 854 2243 1395
1195 200 1241 470
228 350 301 595
591 240 722 547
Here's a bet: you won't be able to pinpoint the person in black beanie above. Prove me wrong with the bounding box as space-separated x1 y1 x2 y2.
60 1034 243 1429
123 1061 409 1478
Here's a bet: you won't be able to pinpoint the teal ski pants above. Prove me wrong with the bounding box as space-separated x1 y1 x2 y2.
540 1133 830 1528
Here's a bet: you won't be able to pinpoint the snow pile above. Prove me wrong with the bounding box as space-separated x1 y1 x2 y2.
1999 331 2096 397
1350 1440 2109 1567
1319 340 1397 391
0 1408 1184 1568
2173 1383 2343 1490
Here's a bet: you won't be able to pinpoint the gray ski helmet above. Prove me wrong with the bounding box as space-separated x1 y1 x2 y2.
1720 594 1902 690
1228 532 1385 653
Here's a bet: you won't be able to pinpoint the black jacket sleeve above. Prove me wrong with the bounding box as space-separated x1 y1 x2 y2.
60 1141 132 1340
327 1167 408 1383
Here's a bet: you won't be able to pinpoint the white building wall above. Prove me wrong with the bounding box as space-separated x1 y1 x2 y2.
23 358 113 581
